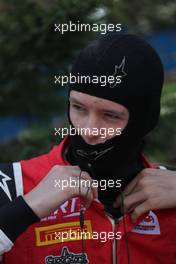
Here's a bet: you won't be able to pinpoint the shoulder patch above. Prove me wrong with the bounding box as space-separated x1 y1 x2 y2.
0 162 23 206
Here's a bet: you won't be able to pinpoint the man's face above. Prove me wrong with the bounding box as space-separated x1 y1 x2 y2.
69 91 129 145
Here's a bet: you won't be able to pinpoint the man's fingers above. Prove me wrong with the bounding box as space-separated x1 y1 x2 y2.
113 185 142 208
123 168 156 196
78 171 98 207
123 173 142 196
81 171 98 199
131 201 150 223
123 191 146 213
82 188 94 208
92 184 98 199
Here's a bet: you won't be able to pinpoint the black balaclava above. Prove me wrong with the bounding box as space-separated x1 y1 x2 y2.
66 33 164 217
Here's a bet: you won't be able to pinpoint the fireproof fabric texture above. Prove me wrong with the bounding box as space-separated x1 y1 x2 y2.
3 138 176 264
67 33 164 212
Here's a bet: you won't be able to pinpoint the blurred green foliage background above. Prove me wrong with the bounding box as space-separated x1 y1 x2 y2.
0 0 176 165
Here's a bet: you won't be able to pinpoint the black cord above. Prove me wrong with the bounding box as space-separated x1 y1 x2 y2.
78 171 85 263
120 190 131 264
79 170 92 264
79 170 131 264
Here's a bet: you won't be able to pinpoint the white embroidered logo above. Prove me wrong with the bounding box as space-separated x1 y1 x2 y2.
0 170 12 201
41 198 80 222
110 56 127 88
132 211 160 235
76 146 114 161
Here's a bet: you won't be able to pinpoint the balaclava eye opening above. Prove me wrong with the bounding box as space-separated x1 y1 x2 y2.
66 32 164 215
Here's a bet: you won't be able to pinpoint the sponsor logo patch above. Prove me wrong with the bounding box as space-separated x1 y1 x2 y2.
45 247 89 264
35 220 92 246
132 211 160 235
41 198 80 221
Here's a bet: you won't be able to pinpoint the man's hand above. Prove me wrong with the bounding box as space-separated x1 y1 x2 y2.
24 165 97 219
113 168 176 223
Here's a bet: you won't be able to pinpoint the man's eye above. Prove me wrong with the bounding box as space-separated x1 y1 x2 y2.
72 104 85 111
104 113 119 119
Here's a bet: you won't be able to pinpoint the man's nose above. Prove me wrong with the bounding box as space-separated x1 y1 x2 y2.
82 116 104 144
84 116 100 135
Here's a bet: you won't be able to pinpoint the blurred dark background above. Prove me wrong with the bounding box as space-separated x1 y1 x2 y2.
0 0 176 166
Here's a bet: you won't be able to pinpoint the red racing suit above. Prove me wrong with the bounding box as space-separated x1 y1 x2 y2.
3 136 176 264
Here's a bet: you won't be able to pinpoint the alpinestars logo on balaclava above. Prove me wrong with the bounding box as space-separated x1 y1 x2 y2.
110 56 127 88
67 32 164 211
76 146 114 162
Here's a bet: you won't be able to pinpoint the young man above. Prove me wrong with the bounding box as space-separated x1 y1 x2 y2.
1 33 176 264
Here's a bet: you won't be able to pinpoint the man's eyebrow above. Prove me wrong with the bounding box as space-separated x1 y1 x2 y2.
102 109 127 116
69 98 85 106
